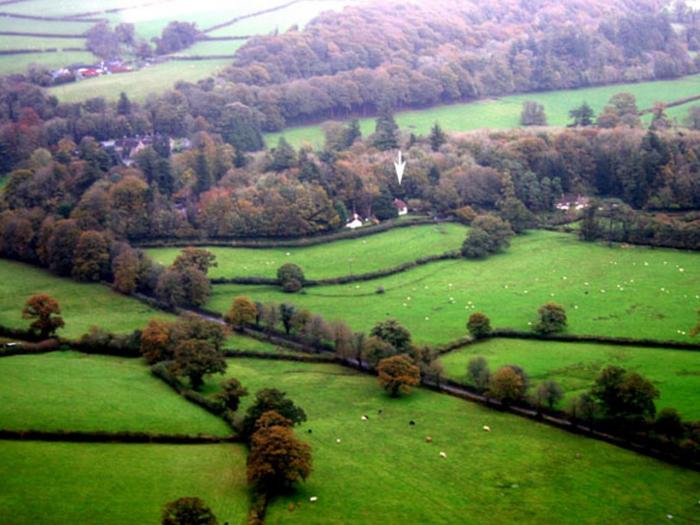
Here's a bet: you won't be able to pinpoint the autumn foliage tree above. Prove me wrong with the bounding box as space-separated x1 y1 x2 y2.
224 296 258 330
377 355 420 397
22 294 64 338
247 410 312 492
488 366 527 405
241 389 307 441
72 230 110 282
140 318 173 364
171 338 227 391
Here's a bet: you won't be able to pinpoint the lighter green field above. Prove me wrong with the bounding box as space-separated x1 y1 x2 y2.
0 351 231 435
48 59 232 102
207 231 700 344
147 223 468 280
266 74 700 148
440 339 700 420
0 259 173 338
0 51 96 75
205 358 700 524
0 441 249 525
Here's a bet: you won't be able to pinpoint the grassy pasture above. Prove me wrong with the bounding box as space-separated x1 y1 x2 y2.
265 74 700 148
0 441 249 525
0 351 231 435
175 40 245 57
207 230 700 345
204 358 700 524
0 259 173 338
0 51 96 75
48 59 233 102
440 338 700 420
209 0 358 37
146 223 468 280
0 36 86 51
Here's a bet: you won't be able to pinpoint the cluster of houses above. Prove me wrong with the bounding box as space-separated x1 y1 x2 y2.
346 199 408 229
100 136 192 166
51 60 136 85
555 194 591 211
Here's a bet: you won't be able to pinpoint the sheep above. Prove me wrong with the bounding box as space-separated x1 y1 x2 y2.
425 436 433 443
483 425 491 432
439 451 447 459
336 438 341 443
309 497 318 503
361 415 369 421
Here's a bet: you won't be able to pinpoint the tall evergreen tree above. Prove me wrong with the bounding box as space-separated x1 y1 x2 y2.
373 104 399 151
429 122 447 151
117 92 132 116
569 102 595 126
269 137 297 172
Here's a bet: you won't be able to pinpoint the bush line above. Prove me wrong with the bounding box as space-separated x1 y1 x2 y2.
0 428 238 444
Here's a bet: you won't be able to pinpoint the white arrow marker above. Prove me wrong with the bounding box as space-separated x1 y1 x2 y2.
394 150 406 185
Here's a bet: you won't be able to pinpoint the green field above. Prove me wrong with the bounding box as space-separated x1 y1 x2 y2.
147 223 468 280
265 74 700 148
207 230 700 344
203 358 700 524
0 51 97 76
208 0 357 37
0 441 249 525
0 351 231 435
0 36 86 51
47 59 232 102
0 259 172 338
440 339 700 420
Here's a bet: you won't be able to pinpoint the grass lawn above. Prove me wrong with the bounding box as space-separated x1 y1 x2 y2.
265 74 700 148
207 230 700 344
0 441 249 525
0 351 231 435
48 59 232 103
147 223 468 280
0 259 173 338
204 358 700 524
440 338 700 420
0 51 96 75
209 0 358 37
0 36 86 51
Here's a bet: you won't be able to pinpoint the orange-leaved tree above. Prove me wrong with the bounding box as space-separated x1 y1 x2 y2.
22 294 64 338
377 355 420 397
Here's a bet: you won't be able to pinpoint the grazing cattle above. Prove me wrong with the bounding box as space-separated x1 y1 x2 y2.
409 420 416 426
308 429 312 433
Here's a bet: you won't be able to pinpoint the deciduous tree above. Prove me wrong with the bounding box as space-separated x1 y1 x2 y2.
224 296 258 330
171 339 226 391
22 294 64 338
377 355 420 396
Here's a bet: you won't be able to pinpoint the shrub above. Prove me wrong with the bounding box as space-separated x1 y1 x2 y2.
534 302 567 334
466 356 490 391
277 263 305 293
161 497 218 525
467 312 491 338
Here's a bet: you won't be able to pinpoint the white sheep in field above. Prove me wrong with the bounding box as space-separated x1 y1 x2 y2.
439 451 447 459
483 425 491 432
309 497 318 503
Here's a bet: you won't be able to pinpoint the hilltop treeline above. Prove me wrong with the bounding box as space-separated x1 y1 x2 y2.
185 0 695 130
